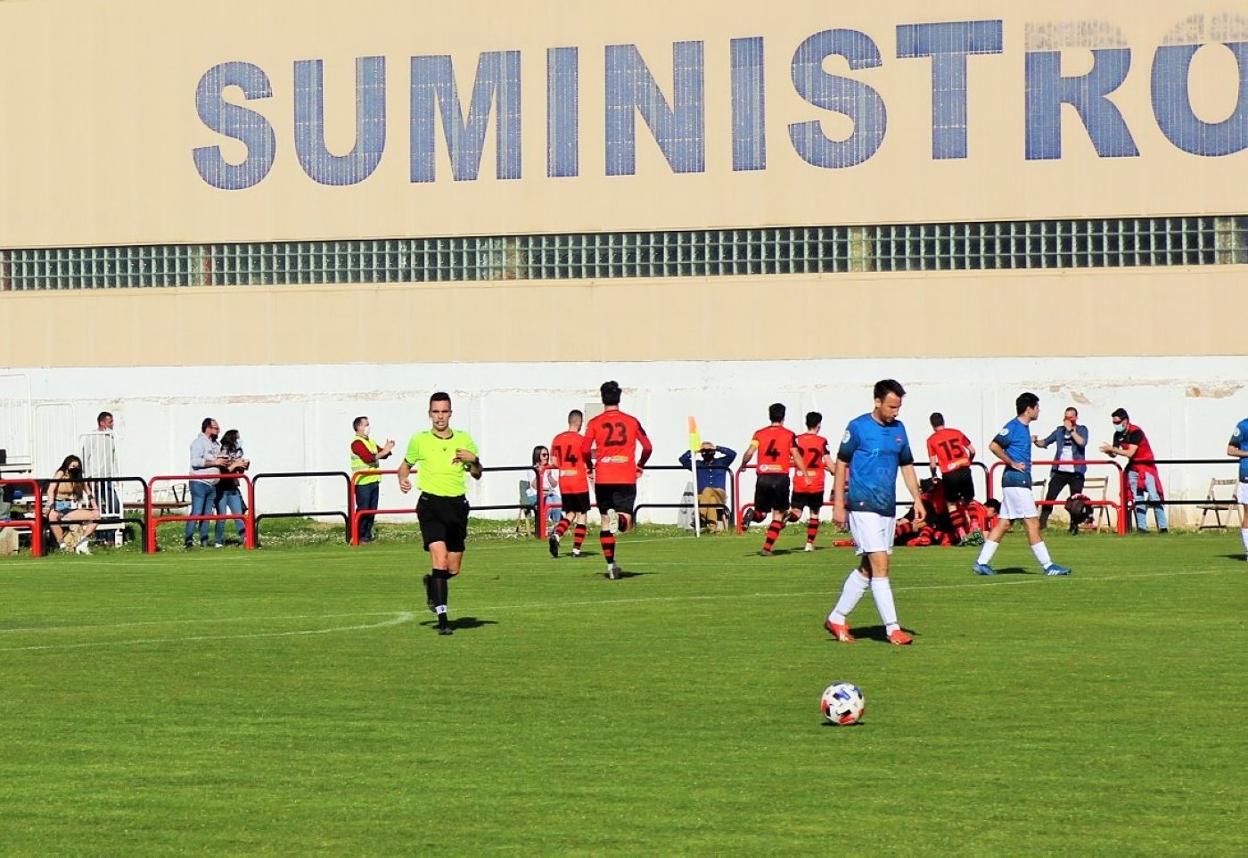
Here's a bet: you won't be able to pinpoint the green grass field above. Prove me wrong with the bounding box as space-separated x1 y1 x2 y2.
1 526 1244 855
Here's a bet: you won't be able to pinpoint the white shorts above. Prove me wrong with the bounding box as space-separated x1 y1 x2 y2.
1237 481 1248 505
1000 486 1038 520
848 511 896 555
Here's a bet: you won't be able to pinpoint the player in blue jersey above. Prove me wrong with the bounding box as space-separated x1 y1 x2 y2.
973 392 1071 576
1227 417 1248 560
824 379 926 646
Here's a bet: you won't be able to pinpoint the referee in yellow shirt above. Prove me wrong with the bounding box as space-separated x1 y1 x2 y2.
398 391 482 635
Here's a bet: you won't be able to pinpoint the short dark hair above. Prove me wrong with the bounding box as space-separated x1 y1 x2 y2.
1015 392 1040 415
568 409 583 422
929 412 945 429
353 416 367 431
601 381 622 406
1111 407 1129 421
805 411 821 430
430 391 451 407
874 379 906 401
96 411 112 426
768 403 786 423
201 417 215 433
1065 406 1079 417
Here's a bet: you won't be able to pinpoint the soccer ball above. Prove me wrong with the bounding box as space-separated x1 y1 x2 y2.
820 682 865 725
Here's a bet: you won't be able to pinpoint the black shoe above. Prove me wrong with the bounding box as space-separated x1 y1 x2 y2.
184 540 194 550
437 624 453 636
1160 528 1169 534
422 575 435 613
548 534 559 558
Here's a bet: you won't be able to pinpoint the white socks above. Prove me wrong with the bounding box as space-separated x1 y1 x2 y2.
1241 528 1248 555
1031 540 1053 569
828 570 870 625
976 540 1000 566
870 577 900 634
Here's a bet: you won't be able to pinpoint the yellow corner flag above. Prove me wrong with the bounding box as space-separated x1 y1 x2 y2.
687 416 701 453
688 416 703 536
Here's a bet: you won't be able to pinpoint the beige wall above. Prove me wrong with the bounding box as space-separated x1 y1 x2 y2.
0 1 1245 247
0 266 1241 368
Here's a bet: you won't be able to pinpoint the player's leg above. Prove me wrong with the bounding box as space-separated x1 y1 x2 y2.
825 513 875 641
858 519 910 644
805 499 821 550
571 511 588 556
1238 482 1248 559
548 495 572 557
974 491 1020 574
595 485 619 578
759 478 788 555
1022 514 1070 575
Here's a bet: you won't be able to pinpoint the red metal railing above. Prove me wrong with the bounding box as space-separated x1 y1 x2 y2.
986 459 1127 535
0 478 44 557
348 469 410 545
146 473 255 552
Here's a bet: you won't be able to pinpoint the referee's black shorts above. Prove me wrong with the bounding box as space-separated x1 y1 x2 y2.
416 492 470 552
942 468 975 503
753 474 791 513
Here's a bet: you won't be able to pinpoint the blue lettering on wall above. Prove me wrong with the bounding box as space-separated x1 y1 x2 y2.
604 42 706 176
192 62 277 190
788 29 887 169
410 51 522 183
1152 41 1248 157
1025 49 1139 160
896 20 1003 160
547 47 580 178
293 57 386 186
730 37 766 171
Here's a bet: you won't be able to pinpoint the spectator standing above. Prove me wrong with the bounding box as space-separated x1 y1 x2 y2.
1227 417 1248 560
214 429 250 547
186 418 229 549
46 454 98 554
82 410 120 519
350 416 395 543
1031 406 1090 530
679 440 737 532
1100 408 1168 533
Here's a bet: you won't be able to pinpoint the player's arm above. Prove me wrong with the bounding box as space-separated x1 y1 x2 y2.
1228 444 1246 458
739 439 757 468
964 441 976 462
397 457 416 493
832 458 849 527
580 430 595 476
926 439 940 474
901 463 925 524
989 437 1024 471
636 423 653 470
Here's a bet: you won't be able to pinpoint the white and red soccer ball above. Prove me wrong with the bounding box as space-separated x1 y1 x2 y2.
820 682 865 725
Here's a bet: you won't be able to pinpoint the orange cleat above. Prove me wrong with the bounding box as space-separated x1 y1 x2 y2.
824 620 855 642
888 629 914 646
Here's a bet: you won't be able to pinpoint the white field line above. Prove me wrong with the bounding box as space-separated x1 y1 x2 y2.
1 567 1230 653
0 612 414 653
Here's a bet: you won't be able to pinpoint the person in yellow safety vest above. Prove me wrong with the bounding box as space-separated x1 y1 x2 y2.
351 416 396 542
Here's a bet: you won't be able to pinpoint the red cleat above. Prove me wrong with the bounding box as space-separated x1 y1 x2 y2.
888 629 914 646
824 620 855 642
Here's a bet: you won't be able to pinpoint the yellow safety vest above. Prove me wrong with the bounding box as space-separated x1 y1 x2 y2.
351 435 382 486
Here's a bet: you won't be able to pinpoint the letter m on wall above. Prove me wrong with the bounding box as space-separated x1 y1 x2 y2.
410 52 522 182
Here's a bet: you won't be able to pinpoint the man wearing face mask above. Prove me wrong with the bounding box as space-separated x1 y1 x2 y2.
186 418 230 549
1032 406 1090 530
678 440 737 532
1100 408 1168 533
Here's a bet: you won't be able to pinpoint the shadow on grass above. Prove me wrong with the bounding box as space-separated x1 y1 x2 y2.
1217 553 1247 561
991 566 1032 575
745 548 795 557
606 569 650 580
420 616 498 632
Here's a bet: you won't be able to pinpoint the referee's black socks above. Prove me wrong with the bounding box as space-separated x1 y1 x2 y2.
431 569 452 627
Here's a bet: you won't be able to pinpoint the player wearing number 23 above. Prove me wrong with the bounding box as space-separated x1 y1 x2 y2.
581 381 653 578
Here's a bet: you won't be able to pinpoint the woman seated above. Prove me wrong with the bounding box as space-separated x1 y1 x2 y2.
46 454 98 554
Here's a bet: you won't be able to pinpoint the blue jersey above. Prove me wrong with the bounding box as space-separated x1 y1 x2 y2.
836 413 914 516
1231 419 1248 481
993 417 1033 488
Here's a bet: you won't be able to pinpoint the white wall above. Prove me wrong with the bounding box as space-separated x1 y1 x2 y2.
3 357 1245 526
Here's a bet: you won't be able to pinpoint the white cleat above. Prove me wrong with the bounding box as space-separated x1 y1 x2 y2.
804 542 815 552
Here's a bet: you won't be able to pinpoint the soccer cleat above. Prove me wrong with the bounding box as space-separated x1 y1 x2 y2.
804 542 815 552
888 629 914 646
75 540 92 556
1044 563 1072 576
437 625 453 636
824 620 855 642
548 534 559 558
962 530 985 547
972 562 996 576
213 542 223 549
422 575 435 613
758 549 773 557
605 564 617 580
571 549 582 558
184 539 194 550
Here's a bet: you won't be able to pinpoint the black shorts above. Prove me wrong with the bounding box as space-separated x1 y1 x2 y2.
791 491 825 513
416 493 469 553
594 483 637 516
753 474 791 513
561 491 591 514
942 468 975 503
